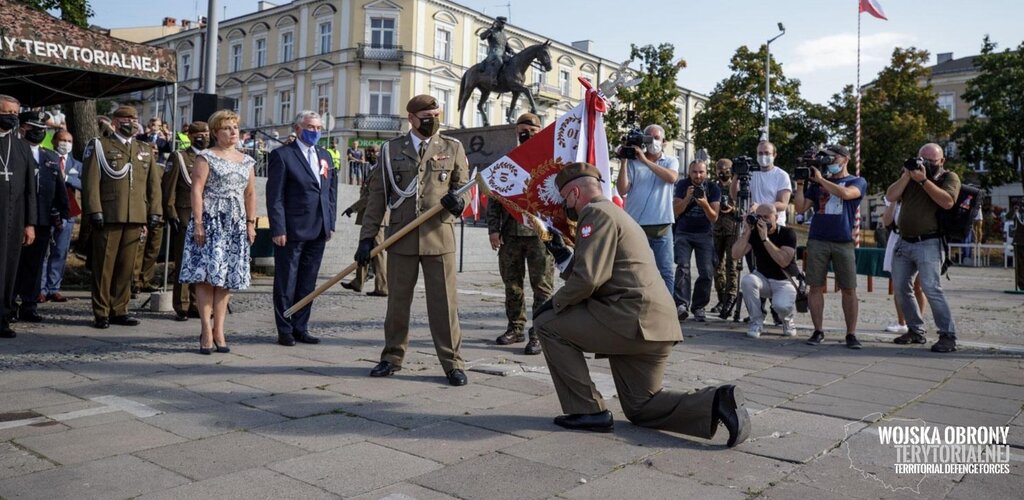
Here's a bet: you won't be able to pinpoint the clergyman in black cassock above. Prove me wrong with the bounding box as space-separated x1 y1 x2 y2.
0 97 38 338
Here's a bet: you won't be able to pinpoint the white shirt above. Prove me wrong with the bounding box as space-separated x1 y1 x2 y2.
113 132 132 146
750 166 793 226
30 144 40 164
296 139 321 186
409 132 431 157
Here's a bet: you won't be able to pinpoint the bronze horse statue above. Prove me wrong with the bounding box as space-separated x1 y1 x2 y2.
458 40 553 128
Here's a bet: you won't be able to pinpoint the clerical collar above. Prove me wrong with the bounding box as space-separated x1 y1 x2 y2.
0 129 10 138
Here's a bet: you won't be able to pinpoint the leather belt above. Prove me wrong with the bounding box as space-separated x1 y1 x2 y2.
900 233 942 243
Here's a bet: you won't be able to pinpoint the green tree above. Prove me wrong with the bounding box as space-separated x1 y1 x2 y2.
605 43 683 141
691 45 826 167
829 47 953 193
954 36 1024 191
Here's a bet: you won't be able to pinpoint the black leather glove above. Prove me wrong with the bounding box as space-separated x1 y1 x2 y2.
544 230 573 264
148 214 162 230
533 299 554 320
354 237 374 266
440 191 465 218
342 208 354 218
167 218 180 234
89 213 104 231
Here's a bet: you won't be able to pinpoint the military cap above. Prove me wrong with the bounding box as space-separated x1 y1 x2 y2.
406 94 439 114
111 105 138 119
495 16 508 23
18 111 49 128
516 112 541 127
824 144 850 158
187 121 209 134
555 162 603 190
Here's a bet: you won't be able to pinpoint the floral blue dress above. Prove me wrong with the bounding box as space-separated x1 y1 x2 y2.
179 151 254 290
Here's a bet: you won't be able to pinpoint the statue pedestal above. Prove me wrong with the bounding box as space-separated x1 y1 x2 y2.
445 124 517 172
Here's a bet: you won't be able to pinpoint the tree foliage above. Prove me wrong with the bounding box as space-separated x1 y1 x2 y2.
605 43 683 141
954 36 1024 191
18 0 91 27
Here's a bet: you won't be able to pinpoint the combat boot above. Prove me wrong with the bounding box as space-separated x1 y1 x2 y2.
524 327 542 355
718 294 734 320
495 329 525 345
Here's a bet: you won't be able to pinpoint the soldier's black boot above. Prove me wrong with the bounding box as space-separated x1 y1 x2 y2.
524 328 542 355
718 294 734 320
495 330 525 345
709 300 723 314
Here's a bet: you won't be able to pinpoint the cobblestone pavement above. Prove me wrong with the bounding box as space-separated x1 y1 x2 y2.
0 267 1021 499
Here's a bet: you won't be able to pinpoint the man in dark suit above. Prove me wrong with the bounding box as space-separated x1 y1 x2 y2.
13 112 69 322
40 130 82 302
267 110 338 346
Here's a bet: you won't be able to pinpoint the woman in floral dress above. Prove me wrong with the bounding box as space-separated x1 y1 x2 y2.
179 110 257 354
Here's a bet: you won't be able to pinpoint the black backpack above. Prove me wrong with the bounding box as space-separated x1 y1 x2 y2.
936 174 982 242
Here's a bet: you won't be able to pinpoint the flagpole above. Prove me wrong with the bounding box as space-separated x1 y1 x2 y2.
854 2 863 248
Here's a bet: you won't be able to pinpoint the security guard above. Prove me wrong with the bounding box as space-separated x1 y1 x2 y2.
341 163 388 296
82 106 163 329
163 121 209 321
487 112 553 355
533 162 749 446
355 94 470 386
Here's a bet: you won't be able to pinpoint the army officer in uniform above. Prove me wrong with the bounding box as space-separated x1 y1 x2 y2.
82 106 163 329
355 95 470 387
533 163 750 446
163 121 209 321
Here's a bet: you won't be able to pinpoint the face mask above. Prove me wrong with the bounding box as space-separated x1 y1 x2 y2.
924 160 941 179
757 154 773 169
118 122 135 137
0 114 18 131
517 130 532 145
24 128 46 144
563 191 579 222
826 163 842 176
192 137 208 149
416 116 439 138
647 139 663 155
56 141 72 156
300 129 321 146
718 173 730 182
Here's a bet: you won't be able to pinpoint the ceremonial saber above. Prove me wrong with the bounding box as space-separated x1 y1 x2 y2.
283 168 478 318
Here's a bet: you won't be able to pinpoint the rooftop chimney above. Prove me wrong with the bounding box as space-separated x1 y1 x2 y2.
181 19 191 28
937 52 954 64
571 40 593 53
258 1 278 11
163 17 177 27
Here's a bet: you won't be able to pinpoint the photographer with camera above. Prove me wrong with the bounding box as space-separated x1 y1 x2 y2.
731 204 798 338
792 145 867 349
711 159 742 316
884 143 960 353
616 124 679 293
671 160 719 321
730 141 792 225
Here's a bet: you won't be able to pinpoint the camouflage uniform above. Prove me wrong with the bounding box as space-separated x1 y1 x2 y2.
712 179 741 306
486 198 554 341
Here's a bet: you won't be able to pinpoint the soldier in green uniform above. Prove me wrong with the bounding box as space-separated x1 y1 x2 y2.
487 112 552 355
342 164 388 296
355 95 470 387
82 106 163 329
711 158 741 315
163 121 209 321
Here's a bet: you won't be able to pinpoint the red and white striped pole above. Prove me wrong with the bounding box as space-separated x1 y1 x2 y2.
853 2 863 248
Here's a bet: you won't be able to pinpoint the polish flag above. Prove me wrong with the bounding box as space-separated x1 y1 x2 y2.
859 0 888 20
461 183 480 220
478 77 611 237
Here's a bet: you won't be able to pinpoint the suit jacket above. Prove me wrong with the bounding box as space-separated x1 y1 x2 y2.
266 140 338 241
552 197 681 342
61 154 83 218
136 132 172 156
360 133 468 255
30 147 70 226
82 135 163 223
162 148 199 215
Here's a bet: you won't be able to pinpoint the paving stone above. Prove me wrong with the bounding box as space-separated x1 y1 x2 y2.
692 352 781 371
242 388 366 418
411 452 581 500
350 482 457 500
370 420 524 464
184 380 272 404
920 388 1024 416
955 358 1024 385
781 356 871 376
58 409 137 428
736 430 842 464
133 386 223 411
0 420 69 441
811 380 923 406
476 373 554 396
343 392 482 430
739 376 820 398
561 463 747 499
230 370 344 394
451 394 563 439
506 429 659 476
887 353 973 371
841 372 940 393
760 479 858 499
753 366 844 387
145 402 288 439
0 368 88 392
136 431 306 481
781 393 894 422
0 442 53 480
895 402 1013 427
137 467 339 500
662 360 755 385
270 441 442 497
0 454 188 500
253 413 400 452
54 378 181 399
648 444 796 493
947 473 1023 500
789 446 960 500
0 388 85 414
864 362 955 382
941 378 1024 401
418 383 537 410
57 358 178 380
13 420 185 465
324 371 448 400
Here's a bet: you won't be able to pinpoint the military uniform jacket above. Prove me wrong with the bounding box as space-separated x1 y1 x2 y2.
360 133 468 256
345 165 386 226
552 197 681 342
82 135 162 223
163 147 198 214
486 197 535 237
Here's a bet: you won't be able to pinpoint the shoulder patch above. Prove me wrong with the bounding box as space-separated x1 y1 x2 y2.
580 224 593 239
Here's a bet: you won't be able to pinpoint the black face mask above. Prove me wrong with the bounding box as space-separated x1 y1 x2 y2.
564 202 579 222
118 122 135 137
416 117 439 138
24 128 46 144
192 137 208 149
0 114 18 131
518 130 532 145
718 173 731 182
924 160 941 179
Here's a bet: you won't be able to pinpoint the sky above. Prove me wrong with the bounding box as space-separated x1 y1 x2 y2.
87 0 1023 104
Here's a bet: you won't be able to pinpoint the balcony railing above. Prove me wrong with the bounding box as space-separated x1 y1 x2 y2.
356 43 403 62
352 114 402 131
530 82 564 102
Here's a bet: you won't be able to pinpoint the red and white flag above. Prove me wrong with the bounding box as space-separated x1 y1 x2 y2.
859 0 887 20
461 183 480 220
478 77 611 236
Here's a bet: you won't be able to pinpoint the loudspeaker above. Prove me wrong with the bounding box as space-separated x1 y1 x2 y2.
192 93 237 123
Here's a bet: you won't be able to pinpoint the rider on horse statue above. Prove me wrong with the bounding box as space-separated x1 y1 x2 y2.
480 17 515 87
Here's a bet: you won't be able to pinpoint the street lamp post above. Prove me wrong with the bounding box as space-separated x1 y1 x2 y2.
764 22 785 142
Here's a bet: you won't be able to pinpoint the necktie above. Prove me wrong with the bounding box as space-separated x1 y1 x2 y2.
418 140 427 160
59 156 65 180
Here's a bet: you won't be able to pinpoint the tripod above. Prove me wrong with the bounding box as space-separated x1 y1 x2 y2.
724 174 752 322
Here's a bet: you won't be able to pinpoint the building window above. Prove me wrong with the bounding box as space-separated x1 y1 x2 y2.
435 27 452 62
251 94 265 127
318 21 332 54
314 82 332 116
533 68 544 86
369 80 393 115
230 42 242 72
432 88 451 125
179 104 190 124
581 73 595 98
254 38 267 68
370 17 396 48
280 31 294 63
179 52 191 80
937 93 955 121
278 90 292 124
478 41 488 63
559 68 570 95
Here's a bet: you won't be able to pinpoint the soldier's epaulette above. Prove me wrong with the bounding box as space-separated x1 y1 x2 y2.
440 135 462 145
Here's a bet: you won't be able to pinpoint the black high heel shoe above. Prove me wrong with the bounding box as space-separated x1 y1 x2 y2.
214 343 230 353
199 334 213 355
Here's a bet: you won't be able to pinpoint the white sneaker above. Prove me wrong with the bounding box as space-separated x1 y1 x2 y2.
782 320 798 337
885 322 908 334
677 304 689 321
747 323 762 338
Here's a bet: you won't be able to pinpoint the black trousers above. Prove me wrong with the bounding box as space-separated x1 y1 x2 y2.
13 225 52 313
273 236 327 336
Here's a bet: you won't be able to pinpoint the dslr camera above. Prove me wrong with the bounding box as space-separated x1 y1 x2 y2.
745 213 760 226
616 110 654 160
731 156 755 177
794 147 834 181
692 183 706 199
904 156 925 171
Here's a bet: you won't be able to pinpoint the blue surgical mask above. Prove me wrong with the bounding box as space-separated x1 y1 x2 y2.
299 129 321 146
826 163 842 176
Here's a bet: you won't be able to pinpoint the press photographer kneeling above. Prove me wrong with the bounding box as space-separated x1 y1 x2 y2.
730 204 800 338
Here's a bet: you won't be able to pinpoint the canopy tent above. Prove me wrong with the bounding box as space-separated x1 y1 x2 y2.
0 0 176 106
